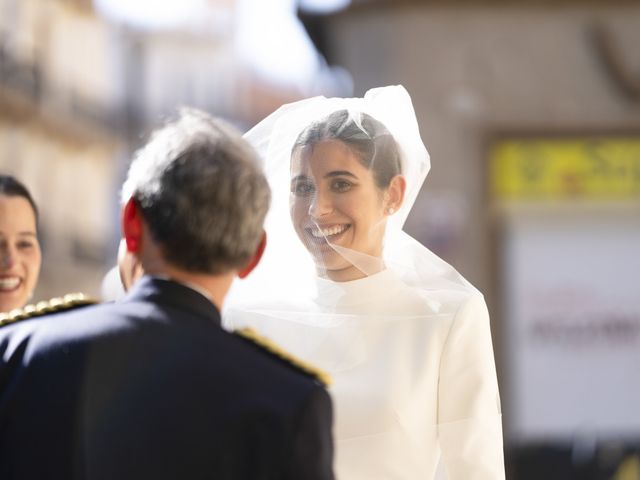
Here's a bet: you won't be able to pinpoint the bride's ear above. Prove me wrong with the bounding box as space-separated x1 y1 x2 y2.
237 231 267 279
385 175 406 215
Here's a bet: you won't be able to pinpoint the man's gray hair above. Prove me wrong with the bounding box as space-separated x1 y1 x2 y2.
121 109 270 274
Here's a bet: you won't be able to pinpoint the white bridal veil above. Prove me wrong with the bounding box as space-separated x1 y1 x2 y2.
225 85 504 480
226 85 476 306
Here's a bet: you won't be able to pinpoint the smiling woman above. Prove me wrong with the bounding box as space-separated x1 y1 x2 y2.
289 110 405 282
226 86 505 479
0 175 41 313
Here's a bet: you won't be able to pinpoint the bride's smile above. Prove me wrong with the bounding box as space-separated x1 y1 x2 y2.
307 224 351 245
309 224 349 239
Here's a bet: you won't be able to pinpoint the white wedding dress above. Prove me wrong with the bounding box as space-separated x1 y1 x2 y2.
225 267 504 479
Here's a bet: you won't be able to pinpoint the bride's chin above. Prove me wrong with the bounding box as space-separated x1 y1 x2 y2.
303 238 333 256
313 252 349 269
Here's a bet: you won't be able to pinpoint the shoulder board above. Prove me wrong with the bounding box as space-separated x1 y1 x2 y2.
0 293 98 328
234 327 332 387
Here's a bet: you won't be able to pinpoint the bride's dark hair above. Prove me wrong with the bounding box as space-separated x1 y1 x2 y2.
292 109 402 189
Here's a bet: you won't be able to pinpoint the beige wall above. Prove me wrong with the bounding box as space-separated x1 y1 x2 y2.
0 0 124 301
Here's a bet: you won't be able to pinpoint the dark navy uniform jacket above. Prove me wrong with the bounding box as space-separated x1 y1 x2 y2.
0 276 334 480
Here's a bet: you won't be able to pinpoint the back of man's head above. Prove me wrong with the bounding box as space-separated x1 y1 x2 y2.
121 109 270 275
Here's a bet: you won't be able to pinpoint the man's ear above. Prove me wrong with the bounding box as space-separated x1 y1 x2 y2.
122 197 143 253
237 231 267 279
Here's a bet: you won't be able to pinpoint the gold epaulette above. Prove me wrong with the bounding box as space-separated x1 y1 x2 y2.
235 327 332 387
0 293 98 328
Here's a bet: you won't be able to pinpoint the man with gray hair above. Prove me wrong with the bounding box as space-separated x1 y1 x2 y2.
0 110 335 480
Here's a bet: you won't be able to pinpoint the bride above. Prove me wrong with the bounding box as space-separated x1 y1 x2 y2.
224 85 505 479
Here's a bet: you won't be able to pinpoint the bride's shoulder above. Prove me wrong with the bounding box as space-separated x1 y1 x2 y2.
394 283 486 320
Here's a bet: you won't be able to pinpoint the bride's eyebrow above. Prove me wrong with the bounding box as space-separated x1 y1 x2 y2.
325 171 357 179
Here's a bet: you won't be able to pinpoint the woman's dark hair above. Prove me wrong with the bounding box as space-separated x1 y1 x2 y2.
292 109 402 189
0 174 39 222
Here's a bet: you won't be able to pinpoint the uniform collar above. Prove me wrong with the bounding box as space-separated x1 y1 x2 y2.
125 276 221 325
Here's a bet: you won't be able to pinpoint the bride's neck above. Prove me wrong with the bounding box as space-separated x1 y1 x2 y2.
320 263 384 282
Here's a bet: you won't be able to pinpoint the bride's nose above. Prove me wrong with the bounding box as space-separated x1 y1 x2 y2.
308 190 333 218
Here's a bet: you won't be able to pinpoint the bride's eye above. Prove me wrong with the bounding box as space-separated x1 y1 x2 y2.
331 179 352 192
291 180 314 196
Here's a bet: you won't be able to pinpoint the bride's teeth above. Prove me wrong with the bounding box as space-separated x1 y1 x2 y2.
311 225 346 238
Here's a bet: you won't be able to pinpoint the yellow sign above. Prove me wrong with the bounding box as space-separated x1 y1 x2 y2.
490 137 640 199
612 455 640 480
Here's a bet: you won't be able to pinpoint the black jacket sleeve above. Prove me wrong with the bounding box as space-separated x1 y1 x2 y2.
286 385 335 480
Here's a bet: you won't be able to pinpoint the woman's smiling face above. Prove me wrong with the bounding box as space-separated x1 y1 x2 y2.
290 140 389 281
0 194 41 311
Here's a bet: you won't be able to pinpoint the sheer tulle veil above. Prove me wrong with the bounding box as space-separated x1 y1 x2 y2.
225 85 477 309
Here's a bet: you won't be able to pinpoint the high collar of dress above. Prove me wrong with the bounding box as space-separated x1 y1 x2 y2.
313 269 399 308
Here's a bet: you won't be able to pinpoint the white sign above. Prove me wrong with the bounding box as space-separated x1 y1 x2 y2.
503 209 640 441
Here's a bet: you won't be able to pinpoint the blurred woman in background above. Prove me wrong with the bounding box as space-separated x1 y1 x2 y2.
0 175 41 312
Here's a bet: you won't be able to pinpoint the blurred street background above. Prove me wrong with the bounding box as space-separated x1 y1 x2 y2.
1 0 639 478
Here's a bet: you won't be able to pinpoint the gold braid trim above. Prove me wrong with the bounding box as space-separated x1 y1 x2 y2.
235 327 332 387
0 293 98 328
